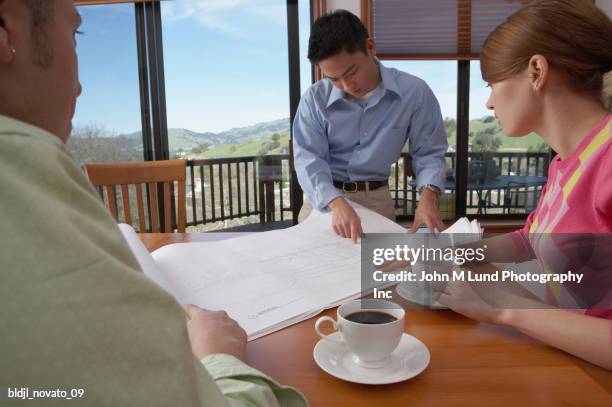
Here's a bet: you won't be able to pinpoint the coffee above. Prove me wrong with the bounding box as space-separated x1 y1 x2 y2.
316 300 405 368
345 311 397 325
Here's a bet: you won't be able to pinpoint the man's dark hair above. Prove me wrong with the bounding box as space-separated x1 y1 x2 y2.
24 0 54 67
307 10 369 64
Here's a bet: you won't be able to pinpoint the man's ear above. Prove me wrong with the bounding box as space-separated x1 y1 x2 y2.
527 55 549 93
366 38 377 58
0 1 17 64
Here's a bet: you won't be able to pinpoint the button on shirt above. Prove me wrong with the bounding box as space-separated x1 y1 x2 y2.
293 61 448 211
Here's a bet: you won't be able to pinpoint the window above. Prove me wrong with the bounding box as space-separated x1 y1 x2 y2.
368 0 546 222
161 0 294 231
467 61 549 216
299 0 312 94
68 3 143 164
381 60 457 221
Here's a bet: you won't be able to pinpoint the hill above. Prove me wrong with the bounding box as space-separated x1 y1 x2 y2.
68 116 548 165
121 118 290 155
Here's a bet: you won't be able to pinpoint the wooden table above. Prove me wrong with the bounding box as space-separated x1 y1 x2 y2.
140 233 612 406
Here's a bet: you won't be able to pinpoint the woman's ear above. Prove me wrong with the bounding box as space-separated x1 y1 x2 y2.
528 55 549 93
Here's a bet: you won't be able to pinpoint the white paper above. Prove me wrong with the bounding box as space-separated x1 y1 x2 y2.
146 201 406 339
117 224 175 294
396 217 482 307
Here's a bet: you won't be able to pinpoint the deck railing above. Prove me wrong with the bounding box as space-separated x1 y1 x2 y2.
183 151 551 228
185 155 293 228
389 151 550 217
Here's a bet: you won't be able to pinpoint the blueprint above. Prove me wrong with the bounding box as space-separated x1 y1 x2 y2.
119 201 406 339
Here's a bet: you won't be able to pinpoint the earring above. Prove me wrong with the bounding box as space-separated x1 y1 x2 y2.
10 45 16 54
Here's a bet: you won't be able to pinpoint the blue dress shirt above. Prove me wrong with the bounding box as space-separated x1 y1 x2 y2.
292 60 448 211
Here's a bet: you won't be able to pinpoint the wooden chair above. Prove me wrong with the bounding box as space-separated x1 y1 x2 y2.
84 160 186 233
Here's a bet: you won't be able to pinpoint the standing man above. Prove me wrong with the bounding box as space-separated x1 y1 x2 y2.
293 10 448 241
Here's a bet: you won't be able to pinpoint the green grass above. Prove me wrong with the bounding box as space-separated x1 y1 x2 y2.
190 133 291 159
496 132 543 151
467 119 544 151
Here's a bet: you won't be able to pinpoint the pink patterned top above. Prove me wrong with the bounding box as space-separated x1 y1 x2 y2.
512 114 612 320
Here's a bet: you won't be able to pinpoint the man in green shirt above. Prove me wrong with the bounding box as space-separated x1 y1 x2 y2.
0 1 307 406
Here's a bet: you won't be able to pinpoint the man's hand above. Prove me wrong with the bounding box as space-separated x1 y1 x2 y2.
329 196 363 244
185 305 247 361
410 188 446 233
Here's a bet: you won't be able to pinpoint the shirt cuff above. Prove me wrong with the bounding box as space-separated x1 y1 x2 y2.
315 183 342 211
415 169 446 193
202 354 308 406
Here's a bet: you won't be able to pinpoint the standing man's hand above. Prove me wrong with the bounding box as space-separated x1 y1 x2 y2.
410 188 446 233
329 197 363 243
185 305 247 361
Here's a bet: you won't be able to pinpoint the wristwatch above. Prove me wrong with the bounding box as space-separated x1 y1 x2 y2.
418 184 441 195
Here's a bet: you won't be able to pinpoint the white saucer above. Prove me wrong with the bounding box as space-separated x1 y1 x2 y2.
313 332 430 385
396 282 448 309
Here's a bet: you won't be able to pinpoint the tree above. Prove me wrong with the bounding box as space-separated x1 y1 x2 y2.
482 126 497 136
257 143 270 156
527 142 549 153
469 130 502 182
191 142 211 155
471 130 502 161
443 117 456 134
483 115 496 123
66 124 142 163
271 133 280 142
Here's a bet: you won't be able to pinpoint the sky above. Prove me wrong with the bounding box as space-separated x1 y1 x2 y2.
73 1 493 137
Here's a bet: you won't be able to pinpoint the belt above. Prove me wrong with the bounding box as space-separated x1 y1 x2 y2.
333 180 388 193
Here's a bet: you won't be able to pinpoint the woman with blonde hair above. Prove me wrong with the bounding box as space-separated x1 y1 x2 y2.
435 0 612 370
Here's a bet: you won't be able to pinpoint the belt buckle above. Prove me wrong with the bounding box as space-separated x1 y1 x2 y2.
342 181 358 193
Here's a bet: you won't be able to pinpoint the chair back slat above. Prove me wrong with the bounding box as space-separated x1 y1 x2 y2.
135 183 146 232
84 160 186 233
120 184 132 225
177 179 186 232
163 182 172 232
105 185 118 221
148 182 160 233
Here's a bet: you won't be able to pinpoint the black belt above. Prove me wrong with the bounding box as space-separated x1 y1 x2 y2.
333 180 388 192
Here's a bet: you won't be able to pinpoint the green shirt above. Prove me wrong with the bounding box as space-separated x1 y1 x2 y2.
0 115 307 407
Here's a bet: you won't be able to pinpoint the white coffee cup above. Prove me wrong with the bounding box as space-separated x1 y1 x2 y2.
315 299 405 368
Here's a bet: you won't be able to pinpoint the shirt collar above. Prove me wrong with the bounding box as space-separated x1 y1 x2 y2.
325 59 402 109
0 114 63 147
326 86 345 108
378 60 402 98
